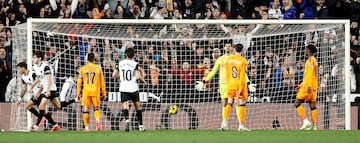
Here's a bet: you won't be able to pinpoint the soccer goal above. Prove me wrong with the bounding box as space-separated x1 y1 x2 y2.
9 19 350 131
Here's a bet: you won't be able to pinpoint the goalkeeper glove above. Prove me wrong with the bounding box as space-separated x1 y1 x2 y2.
247 82 256 92
195 80 206 90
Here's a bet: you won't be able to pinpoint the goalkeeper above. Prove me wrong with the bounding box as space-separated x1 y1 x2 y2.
195 42 256 130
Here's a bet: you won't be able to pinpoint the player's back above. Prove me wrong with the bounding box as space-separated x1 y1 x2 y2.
118 59 139 93
80 63 104 96
224 55 247 90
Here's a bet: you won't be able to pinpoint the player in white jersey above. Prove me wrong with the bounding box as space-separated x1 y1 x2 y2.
15 62 46 127
32 51 60 132
113 48 147 132
59 75 77 107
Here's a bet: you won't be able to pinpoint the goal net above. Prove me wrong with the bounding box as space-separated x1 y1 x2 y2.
10 19 350 131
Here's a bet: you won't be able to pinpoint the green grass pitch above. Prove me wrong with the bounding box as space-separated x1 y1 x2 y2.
0 130 359 143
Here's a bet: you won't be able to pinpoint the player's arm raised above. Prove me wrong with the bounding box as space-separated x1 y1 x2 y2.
99 69 107 99
77 68 83 100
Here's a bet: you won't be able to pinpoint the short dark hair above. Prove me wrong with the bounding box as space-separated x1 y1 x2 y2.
307 45 317 54
234 43 243 52
88 53 95 62
125 48 135 58
34 50 44 60
224 39 232 45
17 62 27 68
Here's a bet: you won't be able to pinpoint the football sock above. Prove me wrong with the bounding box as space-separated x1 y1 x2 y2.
223 104 231 122
83 112 89 126
29 107 39 117
237 105 246 125
311 108 317 125
45 113 56 125
136 110 143 125
239 105 246 125
94 109 101 121
296 106 307 120
122 109 129 120
36 110 45 126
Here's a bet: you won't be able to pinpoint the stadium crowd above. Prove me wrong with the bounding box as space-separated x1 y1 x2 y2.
0 0 360 103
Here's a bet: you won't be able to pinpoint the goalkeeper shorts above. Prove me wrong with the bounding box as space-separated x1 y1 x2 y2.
227 86 248 100
81 96 100 108
296 88 317 102
219 84 228 99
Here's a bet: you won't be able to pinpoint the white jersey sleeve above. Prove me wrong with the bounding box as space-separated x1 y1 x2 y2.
118 59 139 93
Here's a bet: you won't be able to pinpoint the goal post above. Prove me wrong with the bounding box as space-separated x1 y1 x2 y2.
11 19 351 130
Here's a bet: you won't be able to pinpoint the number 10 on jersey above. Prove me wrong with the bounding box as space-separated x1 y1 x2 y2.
121 70 132 81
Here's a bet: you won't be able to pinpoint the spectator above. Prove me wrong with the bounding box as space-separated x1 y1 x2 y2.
172 9 182 19
103 59 117 92
181 0 194 19
354 57 360 93
113 5 124 19
212 8 220 19
103 8 114 19
16 3 28 23
125 1 141 19
112 51 120 65
168 61 204 87
314 0 328 19
294 0 314 19
200 57 212 89
72 0 90 18
281 0 296 19
211 48 220 65
230 0 254 19
268 0 283 19
0 47 10 102
153 6 167 19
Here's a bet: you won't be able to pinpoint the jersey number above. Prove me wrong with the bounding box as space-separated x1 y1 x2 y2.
121 70 132 81
231 66 238 78
86 72 96 84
